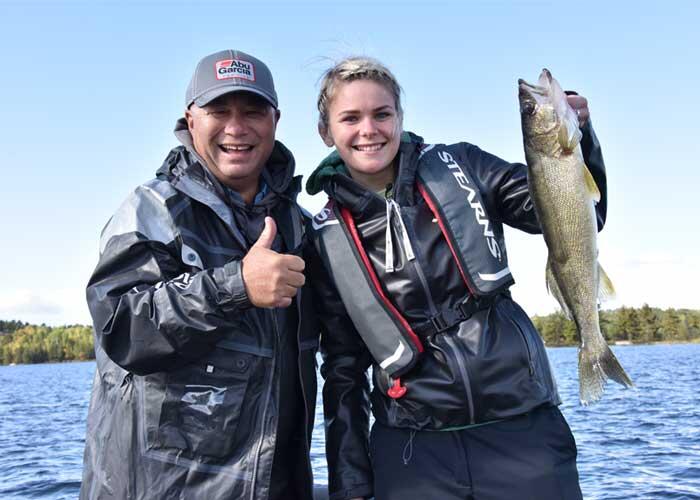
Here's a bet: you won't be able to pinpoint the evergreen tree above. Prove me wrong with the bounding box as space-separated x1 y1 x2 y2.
660 309 682 341
637 304 659 343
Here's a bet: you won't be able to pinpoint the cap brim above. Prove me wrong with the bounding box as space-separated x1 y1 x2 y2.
192 84 277 109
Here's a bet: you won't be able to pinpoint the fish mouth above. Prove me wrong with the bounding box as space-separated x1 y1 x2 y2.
518 80 544 115
518 70 552 114
518 68 553 96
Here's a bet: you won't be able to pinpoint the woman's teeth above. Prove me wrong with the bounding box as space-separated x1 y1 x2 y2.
354 144 383 152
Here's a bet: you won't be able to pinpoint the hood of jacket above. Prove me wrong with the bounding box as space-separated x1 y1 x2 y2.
306 131 425 212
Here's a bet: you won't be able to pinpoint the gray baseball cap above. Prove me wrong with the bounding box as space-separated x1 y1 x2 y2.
185 49 278 109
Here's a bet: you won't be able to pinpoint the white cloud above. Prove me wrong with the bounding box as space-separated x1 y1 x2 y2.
0 288 91 326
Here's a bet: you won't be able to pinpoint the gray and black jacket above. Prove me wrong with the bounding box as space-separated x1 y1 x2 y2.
81 121 319 500
306 127 606 500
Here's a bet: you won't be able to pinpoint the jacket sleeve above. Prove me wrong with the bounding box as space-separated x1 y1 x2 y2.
86 186 252 376
464 120 608 234
307 236 374 500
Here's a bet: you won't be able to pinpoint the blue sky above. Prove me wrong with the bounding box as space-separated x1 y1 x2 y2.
0 0 698 326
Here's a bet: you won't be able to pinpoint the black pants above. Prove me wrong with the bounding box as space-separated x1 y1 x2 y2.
370 405 582 500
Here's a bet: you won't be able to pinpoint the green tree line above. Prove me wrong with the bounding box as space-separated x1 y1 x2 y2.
2 305 699 364
532 305 700 346
0 323 94 365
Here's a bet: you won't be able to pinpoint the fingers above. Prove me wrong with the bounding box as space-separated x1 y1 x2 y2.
241 216 310 308
566 93 590 127
274 296 293 308
252 216 277 250
285 269 306 289
242 244 307 308
281 254 306 273
253 271 304 308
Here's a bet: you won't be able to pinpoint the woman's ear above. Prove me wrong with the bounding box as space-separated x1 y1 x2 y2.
319 123 334 147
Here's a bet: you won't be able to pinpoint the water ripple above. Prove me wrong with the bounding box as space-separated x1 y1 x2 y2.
0 344 699 499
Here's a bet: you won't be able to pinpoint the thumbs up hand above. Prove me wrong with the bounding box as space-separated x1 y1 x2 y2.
242 216 306 308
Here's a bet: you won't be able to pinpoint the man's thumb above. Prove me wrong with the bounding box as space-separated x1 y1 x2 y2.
253 216 277 249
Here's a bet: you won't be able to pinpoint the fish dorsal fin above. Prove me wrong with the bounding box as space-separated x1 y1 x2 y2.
583 164 601 202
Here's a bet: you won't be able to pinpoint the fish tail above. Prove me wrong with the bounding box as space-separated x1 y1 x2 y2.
599 343 635 388
578 342 635 405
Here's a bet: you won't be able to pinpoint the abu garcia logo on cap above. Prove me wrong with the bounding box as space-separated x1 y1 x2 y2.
215 59 256 81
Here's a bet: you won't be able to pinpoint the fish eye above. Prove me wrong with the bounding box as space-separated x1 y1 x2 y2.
521 101 536 116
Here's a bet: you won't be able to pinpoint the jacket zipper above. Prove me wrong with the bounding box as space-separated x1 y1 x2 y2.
249 309 279 500
398 205 476 424
396 208 439 317
296 294 314 490
442 333 476 425
513 319 535 376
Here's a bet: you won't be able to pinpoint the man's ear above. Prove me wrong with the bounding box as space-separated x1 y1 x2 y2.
185 108 195 131
273 108 281 125
318 123 334 147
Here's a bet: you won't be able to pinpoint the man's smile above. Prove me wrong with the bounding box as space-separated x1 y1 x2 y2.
219 143 254 153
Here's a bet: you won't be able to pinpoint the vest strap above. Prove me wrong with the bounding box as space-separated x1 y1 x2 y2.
413 293 506 338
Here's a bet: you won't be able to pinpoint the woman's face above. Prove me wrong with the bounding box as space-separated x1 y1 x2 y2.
321 79 401 190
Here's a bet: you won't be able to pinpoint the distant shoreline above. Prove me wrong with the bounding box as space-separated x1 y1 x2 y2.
547 338 700 348
3 306 699 366
3 340 700 367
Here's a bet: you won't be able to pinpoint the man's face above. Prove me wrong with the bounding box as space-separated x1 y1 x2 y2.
186 92 280 190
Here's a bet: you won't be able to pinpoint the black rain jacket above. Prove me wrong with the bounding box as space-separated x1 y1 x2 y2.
306 126 606 500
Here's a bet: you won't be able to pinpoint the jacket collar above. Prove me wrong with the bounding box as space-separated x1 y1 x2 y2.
306 131 425 214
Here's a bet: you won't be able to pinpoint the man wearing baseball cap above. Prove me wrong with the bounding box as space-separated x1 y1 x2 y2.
80 49 319 500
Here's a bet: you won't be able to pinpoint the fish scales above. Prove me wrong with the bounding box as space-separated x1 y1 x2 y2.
518 69 634 405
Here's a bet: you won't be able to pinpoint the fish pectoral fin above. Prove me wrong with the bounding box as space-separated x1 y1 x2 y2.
546 257 572 320
583 164 601 202
557 118 583 152
597 263 616 302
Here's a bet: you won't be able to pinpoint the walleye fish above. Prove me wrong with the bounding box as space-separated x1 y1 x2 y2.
518 69 634 405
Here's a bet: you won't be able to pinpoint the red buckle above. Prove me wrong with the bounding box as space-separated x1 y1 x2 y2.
387 378 407 399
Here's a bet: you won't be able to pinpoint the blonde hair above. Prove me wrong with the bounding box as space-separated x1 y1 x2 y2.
317 56 403 132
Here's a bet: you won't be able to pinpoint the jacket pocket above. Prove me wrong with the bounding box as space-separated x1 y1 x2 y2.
505 301 554 396
510 316 536 377
154 351 252 459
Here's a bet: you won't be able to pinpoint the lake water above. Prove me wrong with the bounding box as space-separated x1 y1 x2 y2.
1 344 699 499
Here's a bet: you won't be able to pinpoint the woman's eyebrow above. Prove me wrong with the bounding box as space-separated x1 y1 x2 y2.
337 105 393 116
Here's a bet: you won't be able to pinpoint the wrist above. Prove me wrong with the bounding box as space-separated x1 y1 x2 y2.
213 260 252 311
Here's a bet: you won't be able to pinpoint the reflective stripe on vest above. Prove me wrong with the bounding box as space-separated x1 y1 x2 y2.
313 202 421 378
417 148 513 295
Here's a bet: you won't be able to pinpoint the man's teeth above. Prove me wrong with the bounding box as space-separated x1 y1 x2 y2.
354 144 383 152
220 145 253 152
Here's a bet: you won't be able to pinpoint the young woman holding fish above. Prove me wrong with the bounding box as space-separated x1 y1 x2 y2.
306 57 606 500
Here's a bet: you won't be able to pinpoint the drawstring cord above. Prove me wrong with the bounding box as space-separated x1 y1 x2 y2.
385 199 415 272
402 429 417 465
